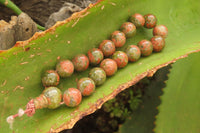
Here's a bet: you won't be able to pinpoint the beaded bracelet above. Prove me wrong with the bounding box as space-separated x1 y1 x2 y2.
7 13 168 126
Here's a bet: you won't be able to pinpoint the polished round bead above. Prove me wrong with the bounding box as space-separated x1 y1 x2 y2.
77 77 95 96
129 13 145 27
137 40 153 56
111 31 126 47
88 67 106 86
87 48 104 65
42 70 60 87
144 14 157 29
100 58 118 76
120 22 136 38
72 54 89 72
99 40 116 57
63 88 82 107
112 51 128 68
125 45 141 62
151 36 165 52
56 60 74 78
43 87 62 109
153 25 168 38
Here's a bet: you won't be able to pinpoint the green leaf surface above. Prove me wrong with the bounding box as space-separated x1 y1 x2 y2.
119 67 169 133
155 52 200 133
0 0 200 132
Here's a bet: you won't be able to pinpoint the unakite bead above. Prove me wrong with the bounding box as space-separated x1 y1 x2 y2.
137 40 153 56
100 59 117 76
112 51 128 68
144 14 157 29
125 45 141 62
42 70 60 87
151 36 165 52
89 67 106 86
129 13 145 27
63 88 82 107
120 22 136 38
87 48 104 65
72 54 89 72
99 40 116 57
43 87 62 109
111 31 126 47
56 60 74 78
77 77 95 96
153 25 168 38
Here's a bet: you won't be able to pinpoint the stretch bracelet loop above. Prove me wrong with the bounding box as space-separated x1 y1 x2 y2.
6 13 168 128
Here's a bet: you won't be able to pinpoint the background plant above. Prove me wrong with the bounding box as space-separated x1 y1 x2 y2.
119 52 200 133
0 0 45 30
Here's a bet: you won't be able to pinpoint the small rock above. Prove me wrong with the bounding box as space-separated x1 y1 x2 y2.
73 0 94 8
0 13 37 50
14 12 37 42
45 2 82 29
0 17 16 50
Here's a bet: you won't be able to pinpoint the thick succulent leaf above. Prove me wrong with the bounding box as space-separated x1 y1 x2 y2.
118 67 169 133
0 0 200 132
154 52 200 133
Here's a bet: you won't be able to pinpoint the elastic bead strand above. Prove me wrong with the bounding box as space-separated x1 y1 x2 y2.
7 13 168 126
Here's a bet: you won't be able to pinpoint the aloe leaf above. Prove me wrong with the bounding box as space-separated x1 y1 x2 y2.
118 67 169 133
154 52 200 133
0 0 200 132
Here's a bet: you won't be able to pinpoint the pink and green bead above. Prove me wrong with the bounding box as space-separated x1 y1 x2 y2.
120 22 136 38
100 59 118 76
56 60 74 78
63 88 82 107
6 86 62 119
77 77 95 96
42 70 60 87
89 67 106 86
99 40 116 57
111 31 126 47
72 54 89 72
34 87 62 109
144 14 157 29
137 40 153 56
112 51 128 68
87 48 104 65
129 13 145 27
153 25 168 38
125 45 141 62
151 36 165 52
